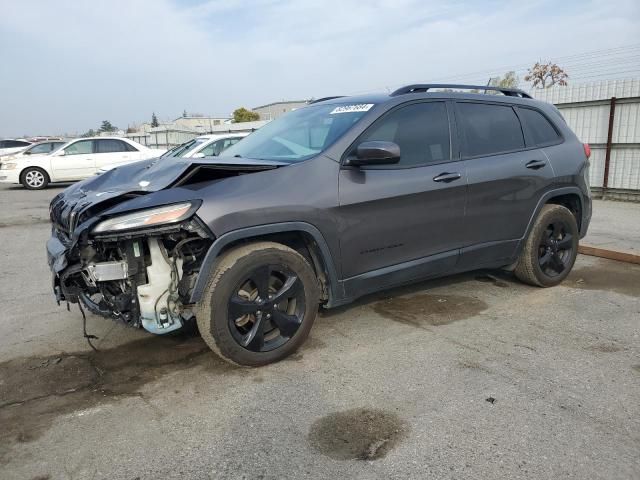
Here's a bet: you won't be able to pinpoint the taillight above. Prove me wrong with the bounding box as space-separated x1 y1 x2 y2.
583 143 591 159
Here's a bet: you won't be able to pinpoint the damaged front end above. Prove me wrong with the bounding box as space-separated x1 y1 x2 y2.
47 156 284 334
50 198 212 334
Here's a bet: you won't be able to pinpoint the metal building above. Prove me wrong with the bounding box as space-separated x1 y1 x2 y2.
532 79 640 200
252 100 309 121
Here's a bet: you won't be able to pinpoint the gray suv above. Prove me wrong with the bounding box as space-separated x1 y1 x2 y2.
47 84 592 366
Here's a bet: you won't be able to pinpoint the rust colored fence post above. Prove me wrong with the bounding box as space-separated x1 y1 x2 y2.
603 96 616 191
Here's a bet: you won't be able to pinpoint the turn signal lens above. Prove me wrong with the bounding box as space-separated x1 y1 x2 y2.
583 143 591 159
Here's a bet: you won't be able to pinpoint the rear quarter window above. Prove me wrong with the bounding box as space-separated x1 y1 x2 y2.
517 107 561 146
457 102 525 157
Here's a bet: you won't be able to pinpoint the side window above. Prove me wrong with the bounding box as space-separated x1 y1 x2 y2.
357 102 450 167
27 143 52 154
4 140 30 148
96 139 128 153
64 140 93 155
123 141 138 152
225 138 241 148
458 103 525 157
200 139 226 157
517 107 561 146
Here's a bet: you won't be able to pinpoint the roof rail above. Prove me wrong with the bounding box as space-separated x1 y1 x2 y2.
308 96 345 104
390 84 532 99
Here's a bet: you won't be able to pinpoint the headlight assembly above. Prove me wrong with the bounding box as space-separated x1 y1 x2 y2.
0 162 18 170
92 202 198 234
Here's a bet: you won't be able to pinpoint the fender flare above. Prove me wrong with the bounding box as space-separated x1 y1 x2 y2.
189 221 341 305
521 186 587 242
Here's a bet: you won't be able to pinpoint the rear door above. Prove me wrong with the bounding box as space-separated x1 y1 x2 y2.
94 139 135 168
455 101 557 268
50 139 96 180
338 100 467 290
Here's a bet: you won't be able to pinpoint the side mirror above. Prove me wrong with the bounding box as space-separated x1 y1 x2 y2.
57 149 66 156
344 141 400 167
192 152 205 159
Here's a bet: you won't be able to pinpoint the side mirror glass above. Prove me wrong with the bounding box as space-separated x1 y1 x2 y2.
344 141 401 167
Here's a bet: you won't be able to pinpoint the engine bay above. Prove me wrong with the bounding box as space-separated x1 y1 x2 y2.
59 231 212 334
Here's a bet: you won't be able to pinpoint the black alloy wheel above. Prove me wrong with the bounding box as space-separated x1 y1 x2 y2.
537 221 574 277
196 241 320 366
514 204 579 287
228 264 306 352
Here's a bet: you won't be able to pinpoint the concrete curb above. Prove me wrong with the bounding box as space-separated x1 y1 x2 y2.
578 244 640 265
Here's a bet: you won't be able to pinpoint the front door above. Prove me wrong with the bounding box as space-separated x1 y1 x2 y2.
50 139 96 180
337 101 467 294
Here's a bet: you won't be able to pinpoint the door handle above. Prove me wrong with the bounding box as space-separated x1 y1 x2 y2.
433 172 462 183
526 160 546 170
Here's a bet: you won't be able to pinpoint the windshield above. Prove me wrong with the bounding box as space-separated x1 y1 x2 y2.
222 103 374 162
161 138 208 158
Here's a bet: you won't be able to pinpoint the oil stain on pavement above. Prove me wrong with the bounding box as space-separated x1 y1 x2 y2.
372 293 487 328
0 334 235 464
308 408 408 460
567 260 640 297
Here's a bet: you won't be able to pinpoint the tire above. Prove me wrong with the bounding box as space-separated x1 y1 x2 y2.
195 241 320 366
20 167 50 190
515 204 579 287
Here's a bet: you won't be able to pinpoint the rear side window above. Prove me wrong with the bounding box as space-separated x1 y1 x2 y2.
357 102 450 167
458 103 524 157
2 140 30 148
96 139 129 153
518 107 561 146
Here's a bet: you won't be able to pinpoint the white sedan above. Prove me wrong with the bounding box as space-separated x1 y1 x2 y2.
0 137 165 190
0 140 66 161
0 139 33 157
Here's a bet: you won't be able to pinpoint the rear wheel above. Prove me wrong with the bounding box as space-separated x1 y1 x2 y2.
20 167 50 190
195 241 320 366
515 204 579 287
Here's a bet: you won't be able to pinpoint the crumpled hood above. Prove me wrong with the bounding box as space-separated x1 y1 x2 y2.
67 156 288 197
50 156 289 243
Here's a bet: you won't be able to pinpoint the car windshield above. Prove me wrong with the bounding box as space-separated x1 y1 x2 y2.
161 138 208 158
222 103 374 162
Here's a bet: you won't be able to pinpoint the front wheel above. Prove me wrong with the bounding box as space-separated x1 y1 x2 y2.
195 241 320 366
515 204 579 287
20 167 50 190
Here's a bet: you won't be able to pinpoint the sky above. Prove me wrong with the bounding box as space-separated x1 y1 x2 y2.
0 0 639 137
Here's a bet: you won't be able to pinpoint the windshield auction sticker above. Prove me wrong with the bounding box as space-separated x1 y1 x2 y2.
330 104 374 114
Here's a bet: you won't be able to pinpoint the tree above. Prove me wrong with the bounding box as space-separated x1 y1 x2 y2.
233 107 260 123
489 71 519 89
524 62 568 89
99 120 116 132
151 112 159 128
81 129 96 138
182 109 188 118
126 126 138 134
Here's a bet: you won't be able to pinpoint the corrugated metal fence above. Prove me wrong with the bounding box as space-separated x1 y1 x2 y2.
532 79 640 199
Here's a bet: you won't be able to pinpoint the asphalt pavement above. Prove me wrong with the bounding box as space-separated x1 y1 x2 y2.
0 184 638 480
